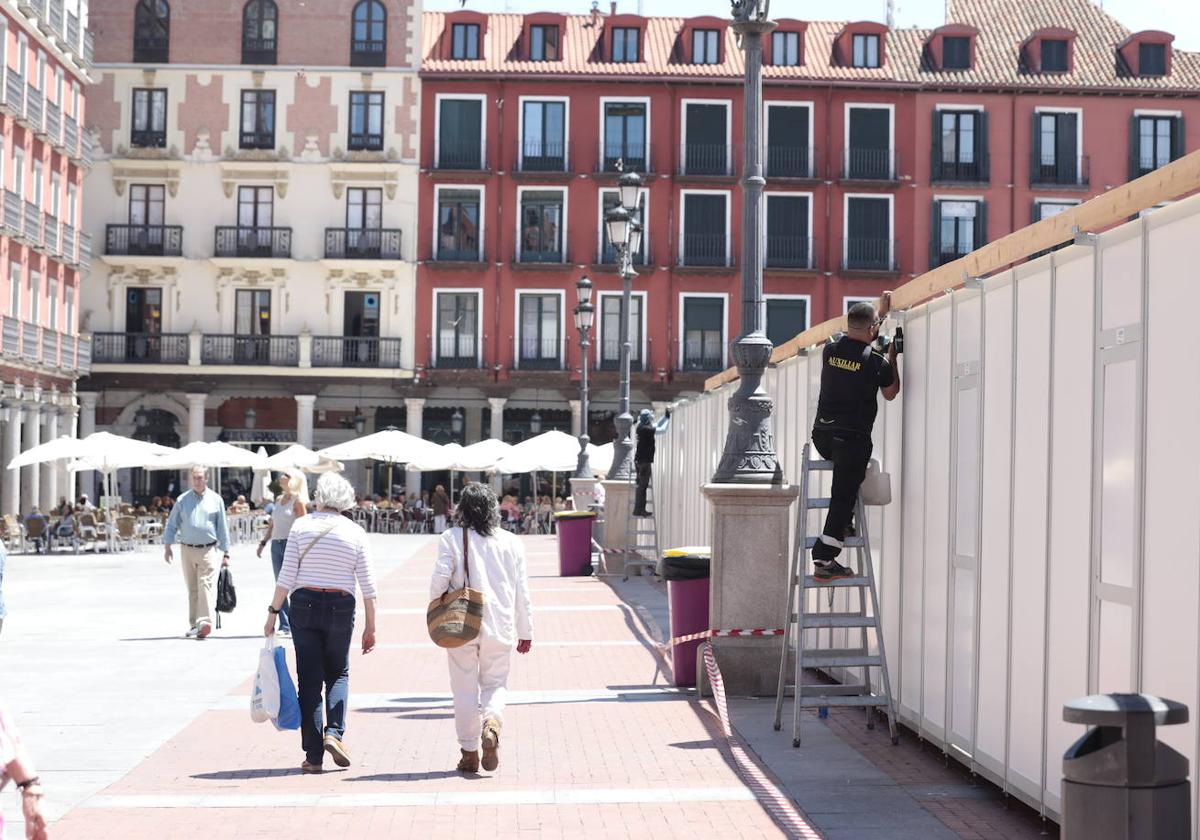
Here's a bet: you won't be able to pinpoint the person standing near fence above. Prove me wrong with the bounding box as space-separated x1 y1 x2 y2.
256 472 308 637
164 466 231 639
810 297 900 582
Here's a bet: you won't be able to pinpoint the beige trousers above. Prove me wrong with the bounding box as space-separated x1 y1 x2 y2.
180 544 218 629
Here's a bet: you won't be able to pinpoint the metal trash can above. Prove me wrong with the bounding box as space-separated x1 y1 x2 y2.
1062 693 1190 840
663 547 711 688
554 511 596 576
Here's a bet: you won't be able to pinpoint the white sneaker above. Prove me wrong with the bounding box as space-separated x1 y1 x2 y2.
185 627 199 638
196 622 212 639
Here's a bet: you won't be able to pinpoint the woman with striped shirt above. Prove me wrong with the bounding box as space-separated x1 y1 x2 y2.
265 473 377 773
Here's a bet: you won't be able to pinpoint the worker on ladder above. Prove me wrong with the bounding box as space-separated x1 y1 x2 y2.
810 296 901 582
632 408 670 517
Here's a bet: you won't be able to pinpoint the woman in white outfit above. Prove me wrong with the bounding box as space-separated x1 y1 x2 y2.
430 483 533 773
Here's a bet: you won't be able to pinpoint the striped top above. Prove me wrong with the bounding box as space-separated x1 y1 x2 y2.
276 511 377 600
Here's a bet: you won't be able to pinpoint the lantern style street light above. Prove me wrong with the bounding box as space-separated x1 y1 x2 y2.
572 275 595 479
604 169 643 481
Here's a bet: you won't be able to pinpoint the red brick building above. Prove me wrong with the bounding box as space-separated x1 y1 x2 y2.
416 0 1200 435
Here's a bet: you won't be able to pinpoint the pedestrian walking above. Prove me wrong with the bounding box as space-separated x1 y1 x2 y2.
810 296 901 581
0 700 48 840
264 473 377 773
255 472 308 637
429 483 533 774
163 466 231 639
431 484 450 533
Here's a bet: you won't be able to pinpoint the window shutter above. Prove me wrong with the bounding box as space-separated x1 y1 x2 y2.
1129 116 1140 180
1031 199 1040 224
977 110 989 180
1173 116 1186 161
1030 111 1041 181
929 199 942 269
931 109 942 181
976 200 987 247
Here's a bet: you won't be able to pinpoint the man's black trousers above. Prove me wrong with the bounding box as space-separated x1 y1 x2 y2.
633 462 652 515
811 429 872 562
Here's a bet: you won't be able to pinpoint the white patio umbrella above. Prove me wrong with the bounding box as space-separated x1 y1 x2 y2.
454 438 513 472
589 441 614 478
491 430 594 474
404 443 464 472
320 429 442 500
250 446 271 506
263 444 343 474
143 440 267 471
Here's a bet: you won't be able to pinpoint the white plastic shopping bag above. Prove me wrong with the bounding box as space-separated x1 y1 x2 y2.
860 459 892 506
251 637 281 724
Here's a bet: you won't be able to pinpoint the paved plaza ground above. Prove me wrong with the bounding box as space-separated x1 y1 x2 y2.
0 535 1055 839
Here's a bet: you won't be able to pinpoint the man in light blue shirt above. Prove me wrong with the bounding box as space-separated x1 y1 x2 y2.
164 466 230 639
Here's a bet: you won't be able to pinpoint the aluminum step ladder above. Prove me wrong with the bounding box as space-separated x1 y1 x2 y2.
773 442 898 747
623 479 660 580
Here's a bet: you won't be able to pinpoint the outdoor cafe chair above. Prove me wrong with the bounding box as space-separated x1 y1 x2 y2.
114 516 137 552
1 514 23 552
23 516 47 553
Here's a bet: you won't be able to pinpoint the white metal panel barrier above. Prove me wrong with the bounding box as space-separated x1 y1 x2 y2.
651 192 1200 828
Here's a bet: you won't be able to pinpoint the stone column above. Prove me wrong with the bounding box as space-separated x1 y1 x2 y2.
488 397 506 493
21 403 41 514
569 399 582 438
77 392 97 502
702 483 799 695
186 393 207 443
465 405 483 445
41 404 58 511
597 478 633 576
404 397 425 498
2 401 22 517
294 394 316 448
59 402 77 505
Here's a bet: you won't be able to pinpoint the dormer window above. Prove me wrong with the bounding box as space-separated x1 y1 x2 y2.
943 36 970 70
1139 43 1166 76
613 27 639 62
852 33 880 68
693 29 719 65
452 23 480 59
530 24 559 61
771 31 799 67
1041 39 1068 73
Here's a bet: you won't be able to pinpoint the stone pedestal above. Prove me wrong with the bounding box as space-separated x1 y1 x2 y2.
569 476 600 514
598 479 634 576
702 483 799 696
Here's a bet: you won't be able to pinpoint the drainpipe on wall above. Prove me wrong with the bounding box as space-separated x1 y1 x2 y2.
824 85 833 318
1010 92 1017 234
495 82 505 380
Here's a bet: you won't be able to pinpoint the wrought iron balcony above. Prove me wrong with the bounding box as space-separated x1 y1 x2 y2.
434 336 478 368
679 233 729 268
324 227 401 260
841 237 898 272
242 38 277 65
202 334 299 366
134 35 168 63
1030 154 1090 188
766 145 818 179
350 39 386 67
348 131 384 152
766 235 816 270
842 148 898 181
598 340 643 371
931 155 989 184
239 130 275 150
214 226 292 258
131 128 167 149
91 332 188 364
682 346 723 372
515 141 570 173
312 335 401 368
678 143 733 177
597 141 653 175
599 242 646 266
435 146 487 171
106 224 184 257
517 337 562 370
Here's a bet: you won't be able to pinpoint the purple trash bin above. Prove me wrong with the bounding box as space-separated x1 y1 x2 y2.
555 511 596 576
664 548 712 688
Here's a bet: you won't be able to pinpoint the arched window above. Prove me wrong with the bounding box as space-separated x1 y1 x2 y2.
133 0 170 63
351 0 386 67
242 0 278 64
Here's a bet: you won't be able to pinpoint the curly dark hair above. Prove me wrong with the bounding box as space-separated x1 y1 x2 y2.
454 482 500 536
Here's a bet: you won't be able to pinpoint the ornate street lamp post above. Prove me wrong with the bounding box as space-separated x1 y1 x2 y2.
572 276 595 479
604 170 644 481
713 0 780 483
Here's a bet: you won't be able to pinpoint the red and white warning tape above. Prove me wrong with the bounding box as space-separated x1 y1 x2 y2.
667 627 785 647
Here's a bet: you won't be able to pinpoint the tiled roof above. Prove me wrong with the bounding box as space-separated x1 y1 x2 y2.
421 0 1200 92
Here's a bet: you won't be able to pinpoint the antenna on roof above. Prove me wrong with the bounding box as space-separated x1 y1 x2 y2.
886 0 895 28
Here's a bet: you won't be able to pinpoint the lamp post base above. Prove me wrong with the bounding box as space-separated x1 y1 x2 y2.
609 410 635 481
713 333 780 483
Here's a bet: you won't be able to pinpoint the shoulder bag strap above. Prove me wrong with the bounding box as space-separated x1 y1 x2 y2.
461 526 471 588
297 520 339 573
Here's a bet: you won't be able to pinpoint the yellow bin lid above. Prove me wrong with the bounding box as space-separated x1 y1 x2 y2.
554 510 597 519
663 546 711 559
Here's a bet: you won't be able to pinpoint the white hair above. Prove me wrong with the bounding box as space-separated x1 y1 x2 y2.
313 472 356 512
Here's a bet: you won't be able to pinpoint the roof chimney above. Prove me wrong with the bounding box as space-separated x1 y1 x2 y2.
611 1 617 14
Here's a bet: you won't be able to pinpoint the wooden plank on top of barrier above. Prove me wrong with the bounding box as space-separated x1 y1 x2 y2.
704 149 1200 393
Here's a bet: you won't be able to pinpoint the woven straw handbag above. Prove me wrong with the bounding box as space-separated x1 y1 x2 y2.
426 526 486 648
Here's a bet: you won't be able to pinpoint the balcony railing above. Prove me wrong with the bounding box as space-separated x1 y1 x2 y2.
3 191 21 235
598 340 643 371
324 228 401 260
518 245 566 264
766 145 818 179
435 146 487 171
64 115 77 156
25 86 42 131
678 143 733 177
312 335 401 368
517 337 561 370
766 235 816 270
515 141 570 173
202 334 299 366
350 39 386 67
21 324 38 360
239 130 275 150
597 142 653 175
931 156 989 184
599 243 646 266
680 233 728 268
61 334 74 370
242 38 277 65
1 318 17 356
43 215 58 254
41 328 57 365
4 72 22 117
92 332 189 364
682 345 723 372
106 224 184 257
348 131 384 152
841 237 898 272
434 336 478 368
1030 154 1090 188
214 226 292 258
842 148 897 181
134 36 168 63
61 224 76 263
930 237 976 268
23 202 40 244
131 128 167 149
435 245 483 263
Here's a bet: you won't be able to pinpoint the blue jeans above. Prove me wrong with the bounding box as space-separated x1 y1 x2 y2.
269 540 291 632
289 589 355 765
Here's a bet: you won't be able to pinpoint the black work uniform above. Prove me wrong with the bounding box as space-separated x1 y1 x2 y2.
633 423 655 515
810 337 894 563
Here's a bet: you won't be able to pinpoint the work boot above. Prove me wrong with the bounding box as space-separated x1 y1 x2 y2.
812 559 855 583
456 749 480 773
481 718 501 771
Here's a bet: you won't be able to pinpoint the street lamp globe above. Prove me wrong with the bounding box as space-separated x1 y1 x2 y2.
529 410 542 434
450 408 464 436
574 300 595 333
628 220 643 257
605 205 630 247
575 274 593 307
617 170 642 211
